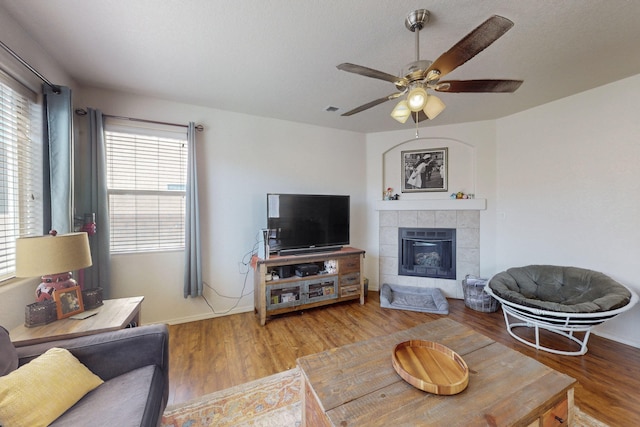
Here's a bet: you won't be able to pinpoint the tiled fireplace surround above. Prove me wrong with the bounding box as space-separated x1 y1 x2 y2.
378 206 481 299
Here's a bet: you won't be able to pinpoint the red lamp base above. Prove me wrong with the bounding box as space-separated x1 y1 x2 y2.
35 272 77 302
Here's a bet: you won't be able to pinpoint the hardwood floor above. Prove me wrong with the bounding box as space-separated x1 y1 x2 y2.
167 292 640 425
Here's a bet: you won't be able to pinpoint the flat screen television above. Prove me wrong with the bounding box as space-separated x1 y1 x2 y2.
267 193 350 255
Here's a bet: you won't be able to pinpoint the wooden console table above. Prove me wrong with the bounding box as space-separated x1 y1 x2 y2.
297 318 576 427
10 296 144 347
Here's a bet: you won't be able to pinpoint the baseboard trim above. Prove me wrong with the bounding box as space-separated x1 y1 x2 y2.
158 305 254 326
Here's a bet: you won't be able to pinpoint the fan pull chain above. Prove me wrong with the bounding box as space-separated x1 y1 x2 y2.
415 112 420 138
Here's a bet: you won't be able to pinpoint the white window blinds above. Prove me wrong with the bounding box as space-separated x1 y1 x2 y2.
104 121 187 253
0 69 42 281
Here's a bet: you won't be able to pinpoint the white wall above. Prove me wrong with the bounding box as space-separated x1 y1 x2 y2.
0 8 74 94
495 74 640 347
365 122 499 291
75 88 367 324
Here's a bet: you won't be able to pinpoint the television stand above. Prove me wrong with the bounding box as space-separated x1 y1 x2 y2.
253 247 365 325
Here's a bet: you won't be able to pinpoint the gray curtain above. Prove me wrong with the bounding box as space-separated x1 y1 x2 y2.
75 108 111 298
184 122 202 297
43 85 72 234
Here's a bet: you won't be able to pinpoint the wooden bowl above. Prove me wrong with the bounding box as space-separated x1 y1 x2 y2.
392 340 469 395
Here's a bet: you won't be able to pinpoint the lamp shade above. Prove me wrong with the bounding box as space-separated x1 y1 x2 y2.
407 87 428 112
424 94 446 120
16 232 93 277
391 100 411 123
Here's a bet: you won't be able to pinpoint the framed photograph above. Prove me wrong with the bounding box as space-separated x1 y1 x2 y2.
54 285 85 319
401 148 448 193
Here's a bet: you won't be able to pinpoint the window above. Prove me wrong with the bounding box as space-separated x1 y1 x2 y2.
105 121 187 253
0 69 42 281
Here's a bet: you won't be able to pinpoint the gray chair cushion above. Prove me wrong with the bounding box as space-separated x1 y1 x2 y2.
0 326 18 377
489 265 631 313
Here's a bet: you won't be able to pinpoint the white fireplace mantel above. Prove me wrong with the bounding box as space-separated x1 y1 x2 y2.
375 198 486 211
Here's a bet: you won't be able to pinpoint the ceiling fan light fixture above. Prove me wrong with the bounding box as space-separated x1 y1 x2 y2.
390 100 411 123
426 69 441 82
423 94 446 119
336 13 522 125
407 87 428 112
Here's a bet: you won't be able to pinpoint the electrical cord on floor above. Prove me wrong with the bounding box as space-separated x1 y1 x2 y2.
200 233 261 315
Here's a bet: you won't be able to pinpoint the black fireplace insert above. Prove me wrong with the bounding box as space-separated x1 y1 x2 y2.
398 228 456 279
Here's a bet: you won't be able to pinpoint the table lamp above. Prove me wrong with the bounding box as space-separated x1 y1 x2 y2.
16 231 93 301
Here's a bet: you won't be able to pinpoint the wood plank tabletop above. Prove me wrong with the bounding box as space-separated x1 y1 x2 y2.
297 318 576 426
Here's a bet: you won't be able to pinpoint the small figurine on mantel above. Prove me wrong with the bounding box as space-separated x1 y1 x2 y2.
383 188 400 200
450 192 475 199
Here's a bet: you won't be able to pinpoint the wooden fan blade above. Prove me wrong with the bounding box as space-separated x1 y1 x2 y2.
337 63 407 87
435 79 523 93
341 92 404 116
426 15 515 80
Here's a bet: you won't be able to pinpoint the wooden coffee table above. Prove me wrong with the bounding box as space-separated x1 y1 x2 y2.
10 296 144 347
297 318 575 427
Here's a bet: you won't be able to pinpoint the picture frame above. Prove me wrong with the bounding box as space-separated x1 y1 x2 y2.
401 148 448 193
54 285 85 319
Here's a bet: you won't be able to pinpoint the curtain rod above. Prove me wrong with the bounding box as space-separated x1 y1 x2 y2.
75 108 203 132
0 40 61 93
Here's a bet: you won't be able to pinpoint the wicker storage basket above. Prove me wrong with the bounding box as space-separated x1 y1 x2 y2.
462 275 499 313
25 300 57 327
82 287 104 310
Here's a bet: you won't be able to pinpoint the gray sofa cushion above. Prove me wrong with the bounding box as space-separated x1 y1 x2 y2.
0 326 18 377
50 365 162 427
489 265 631 313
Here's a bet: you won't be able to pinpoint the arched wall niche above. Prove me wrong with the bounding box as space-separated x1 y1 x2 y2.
381 137 477 201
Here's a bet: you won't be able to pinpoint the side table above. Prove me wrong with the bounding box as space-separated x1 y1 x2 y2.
10 296 144 347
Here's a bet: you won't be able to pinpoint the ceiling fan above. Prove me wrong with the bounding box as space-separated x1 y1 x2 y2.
337 10 523 123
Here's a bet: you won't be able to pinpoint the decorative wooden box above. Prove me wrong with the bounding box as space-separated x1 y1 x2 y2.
25 300 57 327
82 287 104 310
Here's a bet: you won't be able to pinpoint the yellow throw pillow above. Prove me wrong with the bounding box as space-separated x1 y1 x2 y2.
0 347 103 427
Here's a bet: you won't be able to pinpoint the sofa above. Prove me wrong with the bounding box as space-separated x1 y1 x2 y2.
0 324 169 427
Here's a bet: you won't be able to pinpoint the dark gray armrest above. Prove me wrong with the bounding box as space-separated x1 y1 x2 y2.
16 324 169 383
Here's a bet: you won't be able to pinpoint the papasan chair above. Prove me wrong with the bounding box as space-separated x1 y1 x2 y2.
484 265 638 356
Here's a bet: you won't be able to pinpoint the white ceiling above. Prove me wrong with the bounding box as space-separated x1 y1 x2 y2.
2 0 640 133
